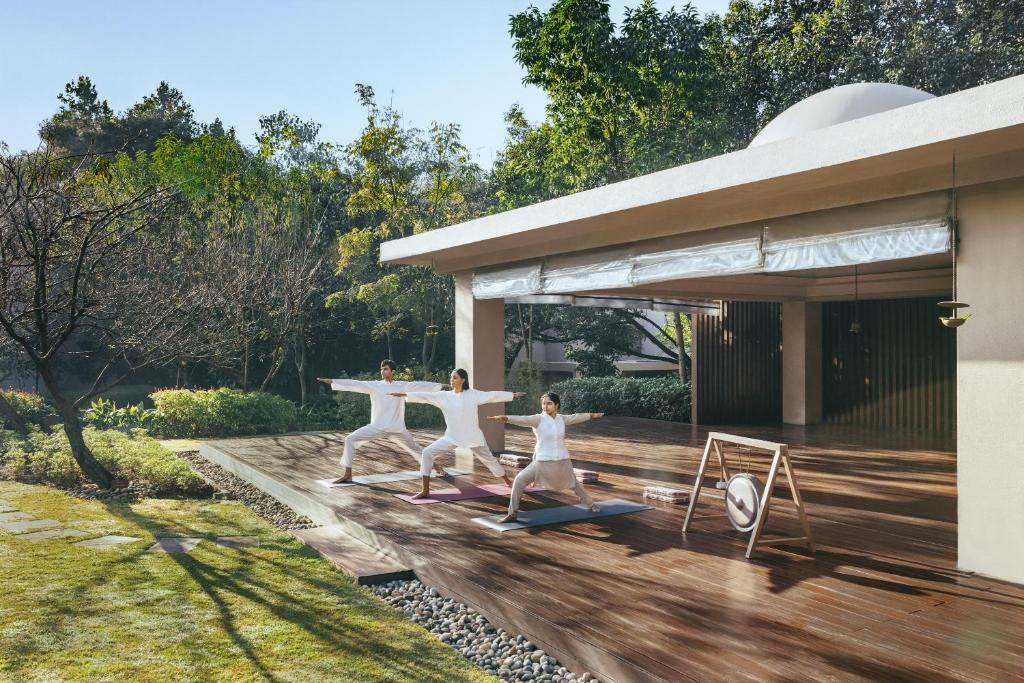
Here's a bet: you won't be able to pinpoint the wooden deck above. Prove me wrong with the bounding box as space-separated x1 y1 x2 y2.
202 418 1024 683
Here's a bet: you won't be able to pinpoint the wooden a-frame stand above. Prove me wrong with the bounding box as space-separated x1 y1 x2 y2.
682 432 815 559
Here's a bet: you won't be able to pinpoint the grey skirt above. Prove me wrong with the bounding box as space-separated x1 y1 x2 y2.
524 459 579 490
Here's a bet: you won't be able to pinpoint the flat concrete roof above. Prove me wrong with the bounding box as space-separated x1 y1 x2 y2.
381 75 1024 272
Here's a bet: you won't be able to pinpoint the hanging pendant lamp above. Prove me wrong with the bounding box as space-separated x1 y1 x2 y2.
939 154 970 328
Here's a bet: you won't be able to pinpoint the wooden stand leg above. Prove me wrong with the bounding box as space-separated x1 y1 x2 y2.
714 440 730 482
682 436 714 532
782 452 815 552
746 447 782 559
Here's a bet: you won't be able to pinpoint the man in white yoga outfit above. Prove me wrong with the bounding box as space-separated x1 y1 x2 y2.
316 360 448 484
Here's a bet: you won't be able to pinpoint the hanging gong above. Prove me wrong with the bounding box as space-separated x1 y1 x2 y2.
725 473 766 532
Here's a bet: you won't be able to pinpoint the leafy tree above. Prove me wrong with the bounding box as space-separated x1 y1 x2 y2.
720 0 1024 146
41 78 197 156
329 85 480 371
506 0 728 194
0 146 215 486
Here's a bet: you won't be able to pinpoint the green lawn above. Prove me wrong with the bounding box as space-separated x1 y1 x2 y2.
0 481 494 683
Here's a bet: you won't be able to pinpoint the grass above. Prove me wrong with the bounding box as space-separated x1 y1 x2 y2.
157 438 204 451
0 481 496 683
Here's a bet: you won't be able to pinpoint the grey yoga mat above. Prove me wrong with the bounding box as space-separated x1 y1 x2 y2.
472 498 652 532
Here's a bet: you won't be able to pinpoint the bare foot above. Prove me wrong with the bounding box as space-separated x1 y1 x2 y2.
590 504 601 513
411 489 431 500
498 513 518 524
331 467 353 484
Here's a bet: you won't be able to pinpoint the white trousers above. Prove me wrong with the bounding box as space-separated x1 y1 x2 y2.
419 437 506 477
341 425 423 468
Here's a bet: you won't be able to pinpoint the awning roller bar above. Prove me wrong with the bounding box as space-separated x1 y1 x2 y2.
472 191 952 300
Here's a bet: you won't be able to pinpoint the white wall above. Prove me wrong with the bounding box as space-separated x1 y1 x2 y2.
957 176 1024 584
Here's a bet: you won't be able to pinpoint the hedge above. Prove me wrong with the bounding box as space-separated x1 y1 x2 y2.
0 427 206 495
550 376 691 423
0 389 58 429
150 388 296 438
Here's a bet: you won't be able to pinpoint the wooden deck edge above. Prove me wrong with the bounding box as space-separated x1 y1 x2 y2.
291 525 415 586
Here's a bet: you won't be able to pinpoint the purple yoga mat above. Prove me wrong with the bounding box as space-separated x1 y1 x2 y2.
394 483 544 505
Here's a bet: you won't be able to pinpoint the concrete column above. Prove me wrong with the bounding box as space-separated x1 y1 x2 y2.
957 177 1024 585
454 272 506 465
782 301 823 425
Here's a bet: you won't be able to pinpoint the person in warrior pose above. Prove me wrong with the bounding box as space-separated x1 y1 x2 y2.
389 368 524 499
488 392 603 524
316 360 448 483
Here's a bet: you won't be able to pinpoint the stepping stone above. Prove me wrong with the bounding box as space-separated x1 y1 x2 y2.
0 511 33 522
214 536 259 549
19 528 87 542
1 519 60 534
74 535 142 549
145 537 203 554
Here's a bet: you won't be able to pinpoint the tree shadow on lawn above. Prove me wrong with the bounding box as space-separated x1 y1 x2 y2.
84 500 483 683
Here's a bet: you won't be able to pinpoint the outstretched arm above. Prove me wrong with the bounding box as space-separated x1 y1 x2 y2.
398 381 449 392
320 378 373 394
392 391 444 406
562 412 604 426
490 414 542 428
475 390 525 405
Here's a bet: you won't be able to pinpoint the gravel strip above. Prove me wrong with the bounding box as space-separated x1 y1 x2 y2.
370 578 599 683
176 450 316 531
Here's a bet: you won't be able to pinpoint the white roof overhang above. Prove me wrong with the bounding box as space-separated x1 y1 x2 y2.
380 75 1024 276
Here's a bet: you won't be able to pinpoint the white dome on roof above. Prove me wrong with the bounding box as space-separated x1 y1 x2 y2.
748 82 935 148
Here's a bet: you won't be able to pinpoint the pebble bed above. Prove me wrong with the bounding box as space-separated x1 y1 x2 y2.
370 579 599 683
67 480 158 503
177 450 317 531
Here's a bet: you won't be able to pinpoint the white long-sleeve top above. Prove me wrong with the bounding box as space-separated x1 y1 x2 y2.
404 388 514 448
330 379 443 432
505 412 591 461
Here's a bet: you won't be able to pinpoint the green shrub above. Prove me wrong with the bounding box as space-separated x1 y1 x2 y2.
0 427 206 494
550 376 691 423
0 389 58 428
150 388 296 438
83 398 158 432
506 362 546 416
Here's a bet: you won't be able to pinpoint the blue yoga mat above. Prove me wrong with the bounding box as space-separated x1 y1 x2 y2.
472 498 652 532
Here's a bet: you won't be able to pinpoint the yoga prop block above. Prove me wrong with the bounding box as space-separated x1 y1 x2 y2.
472 498 652 532
393 483 544 505
643 486 690 504
317 467 472 489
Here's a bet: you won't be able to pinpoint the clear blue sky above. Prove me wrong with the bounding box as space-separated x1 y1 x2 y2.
1 0 731 165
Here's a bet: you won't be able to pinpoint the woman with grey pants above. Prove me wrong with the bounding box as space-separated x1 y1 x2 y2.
489 392 603 524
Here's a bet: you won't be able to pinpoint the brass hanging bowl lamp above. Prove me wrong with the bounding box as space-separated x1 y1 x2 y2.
939 153 970 328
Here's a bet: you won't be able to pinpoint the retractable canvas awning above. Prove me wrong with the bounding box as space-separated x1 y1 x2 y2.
471 192 951 300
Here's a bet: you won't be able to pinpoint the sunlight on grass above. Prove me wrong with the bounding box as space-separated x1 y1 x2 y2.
156 438 204 451
0 481 495 682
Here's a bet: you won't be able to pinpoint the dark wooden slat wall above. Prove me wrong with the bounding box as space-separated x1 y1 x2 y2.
822 297 956 431
692 301 782 424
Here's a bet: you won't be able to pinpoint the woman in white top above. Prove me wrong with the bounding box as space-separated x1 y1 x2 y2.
316 360 448 483
488 391 604 524
390 368 524 499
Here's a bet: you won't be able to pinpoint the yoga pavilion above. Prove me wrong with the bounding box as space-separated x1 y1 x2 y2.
205 75 1024 681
